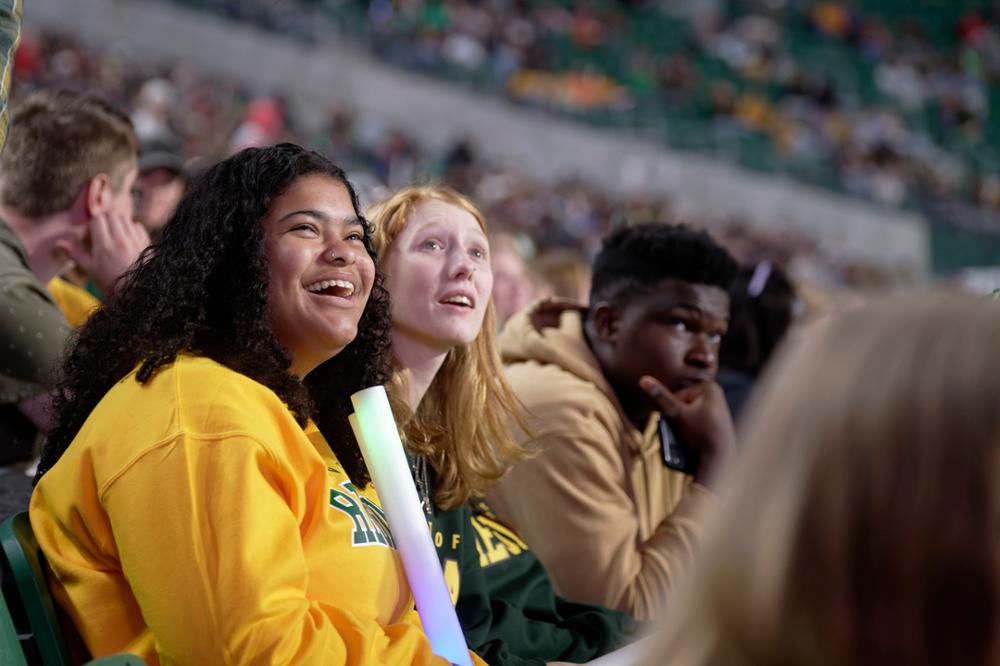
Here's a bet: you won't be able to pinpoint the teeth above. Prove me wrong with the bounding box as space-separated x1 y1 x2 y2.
444 295 472 307
306 278 355 296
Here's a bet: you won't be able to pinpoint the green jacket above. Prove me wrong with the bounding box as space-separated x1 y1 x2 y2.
430 496 637 666
0 0 20 151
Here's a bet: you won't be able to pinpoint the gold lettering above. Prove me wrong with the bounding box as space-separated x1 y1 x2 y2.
477 515 529 550
487 526 525 556
452 534 461 549
434 531 443 547
470 516 510 565
443 559 460 605
473 534 488 568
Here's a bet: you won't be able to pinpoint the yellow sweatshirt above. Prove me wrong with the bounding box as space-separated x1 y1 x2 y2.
30 355 460 665
46 276 100 328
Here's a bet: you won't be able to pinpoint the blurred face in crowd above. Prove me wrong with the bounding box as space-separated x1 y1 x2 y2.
490 244 535 325
136 167 185 238
597 277 729 406
263 173 374 377
384 199 493 353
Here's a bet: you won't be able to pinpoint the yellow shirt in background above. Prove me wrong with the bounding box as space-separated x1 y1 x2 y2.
30 355 454 665
46 277 100 328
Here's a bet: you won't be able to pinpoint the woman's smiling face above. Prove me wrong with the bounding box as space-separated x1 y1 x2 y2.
262 173 374 377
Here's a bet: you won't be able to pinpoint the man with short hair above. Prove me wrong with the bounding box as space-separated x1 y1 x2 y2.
488 222 739 620
0 89 148 465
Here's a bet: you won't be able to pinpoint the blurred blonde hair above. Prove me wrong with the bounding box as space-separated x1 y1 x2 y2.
533 247 592 303
367 186 528 510
652 293 1000 666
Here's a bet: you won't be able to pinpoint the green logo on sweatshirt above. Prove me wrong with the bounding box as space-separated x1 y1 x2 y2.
329 481 395 548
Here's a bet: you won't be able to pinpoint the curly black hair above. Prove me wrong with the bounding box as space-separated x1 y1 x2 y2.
589 222 739 306
35 143 392 486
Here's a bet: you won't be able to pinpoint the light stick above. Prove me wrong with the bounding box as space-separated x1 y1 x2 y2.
349 386 472 666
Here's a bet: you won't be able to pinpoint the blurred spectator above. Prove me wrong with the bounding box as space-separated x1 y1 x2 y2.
442 138 479 195
532 247 591 303
717 261 798 422
371 129 417 188
135 135 187 240
315 105 363 168
0 0 18 152
131 77 177 144
651 294 1000 666
0 90 146 467
0 0 22 512
488 231 536 327
228 96 284 154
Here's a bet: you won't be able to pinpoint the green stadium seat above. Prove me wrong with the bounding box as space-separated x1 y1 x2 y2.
0 588 27 666
0 513 145 666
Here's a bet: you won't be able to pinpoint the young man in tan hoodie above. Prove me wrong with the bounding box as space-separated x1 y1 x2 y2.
488 223 739 620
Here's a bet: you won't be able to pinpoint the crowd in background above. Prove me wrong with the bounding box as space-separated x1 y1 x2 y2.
4 3 1000 665
153 0 1000 226
12 27 896 291
355 0 1000 215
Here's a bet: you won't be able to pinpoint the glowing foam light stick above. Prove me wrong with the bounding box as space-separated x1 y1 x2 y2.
349 386 472 666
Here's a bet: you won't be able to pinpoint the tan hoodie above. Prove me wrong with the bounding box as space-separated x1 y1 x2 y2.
488 299 712 620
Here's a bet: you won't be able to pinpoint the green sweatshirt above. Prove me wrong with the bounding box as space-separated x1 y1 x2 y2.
430 494 637 666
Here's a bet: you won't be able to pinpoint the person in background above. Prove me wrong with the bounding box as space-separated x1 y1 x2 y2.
489 223 739 620
0 0 25 518
229 96 285 153
489 231 537 328
134 135 187 242
650 294 1000 666
0 89 146 467
30 144 485 665
368 185 638 665
716 261 798 422
532 247 591 305
0 0 18 149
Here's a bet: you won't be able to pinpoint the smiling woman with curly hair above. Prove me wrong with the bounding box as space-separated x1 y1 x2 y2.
29 144 480 665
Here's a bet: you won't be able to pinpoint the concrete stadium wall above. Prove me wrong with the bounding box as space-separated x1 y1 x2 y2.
27 0 930 274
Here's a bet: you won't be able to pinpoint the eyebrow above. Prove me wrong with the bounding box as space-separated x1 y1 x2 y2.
668 303 730 323
411 220 488 242
278 209 364 227
670 303 704 315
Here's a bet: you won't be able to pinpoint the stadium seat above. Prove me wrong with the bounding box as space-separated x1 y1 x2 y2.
1 512 70 665
0 513 145 666
0 588 27 666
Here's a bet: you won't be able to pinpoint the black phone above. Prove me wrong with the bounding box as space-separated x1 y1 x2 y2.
659 415 699 475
